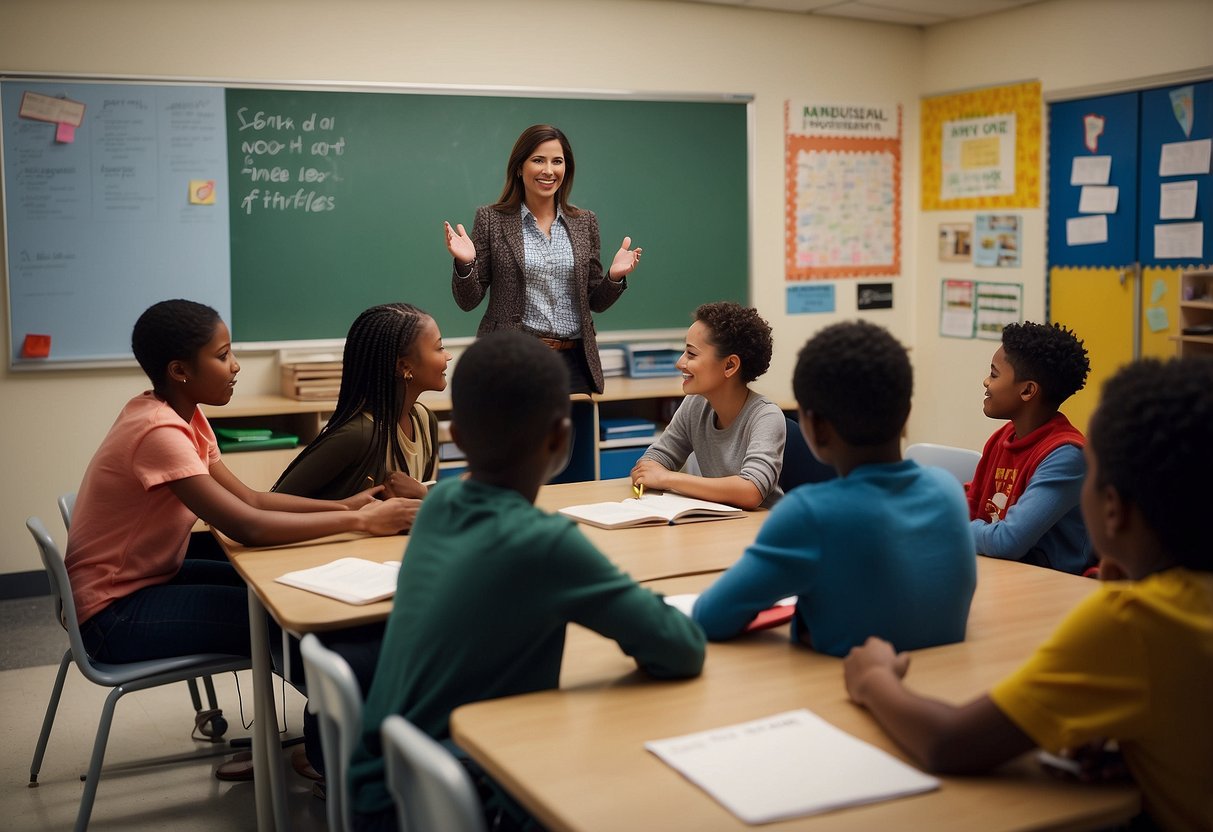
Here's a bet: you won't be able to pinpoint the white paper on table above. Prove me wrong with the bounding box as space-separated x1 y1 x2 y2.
1159 181 1199 220
1078 185 1119 214
1066 215 1108 246
1159 139 1211 177
1070 156 1111 185
646 709 940 824
1154 222 1204 260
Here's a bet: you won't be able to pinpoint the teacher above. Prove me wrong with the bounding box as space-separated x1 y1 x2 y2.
444 124 642 394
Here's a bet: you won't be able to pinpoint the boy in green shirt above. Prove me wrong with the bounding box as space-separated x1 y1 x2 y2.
349 330 706 831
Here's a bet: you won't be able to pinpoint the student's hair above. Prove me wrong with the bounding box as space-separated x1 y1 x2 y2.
131 299 222 393
1000 322 1090 408
792 320 912 446
493 124 581 217
274 303 431 488
1087 356 1213 572
451 331 570 475
694 301 773 383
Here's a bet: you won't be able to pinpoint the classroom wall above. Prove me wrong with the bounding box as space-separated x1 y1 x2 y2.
1 0 1209 583
907 0 1213 450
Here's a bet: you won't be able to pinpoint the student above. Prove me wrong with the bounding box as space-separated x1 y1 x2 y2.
968 321 1092 574
348 330 706 832
692 321 976 655
65 299 412 665
630 301 785 510
443 123 642 394
274 302 450 519
843 356 1213 832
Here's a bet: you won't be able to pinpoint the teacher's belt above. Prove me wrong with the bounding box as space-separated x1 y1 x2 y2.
536 336 580 351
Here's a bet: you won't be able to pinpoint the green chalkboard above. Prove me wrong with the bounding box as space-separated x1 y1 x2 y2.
226 89 749 342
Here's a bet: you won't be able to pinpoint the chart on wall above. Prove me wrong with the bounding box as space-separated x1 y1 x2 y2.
921 81 1041 211
783 99 902 281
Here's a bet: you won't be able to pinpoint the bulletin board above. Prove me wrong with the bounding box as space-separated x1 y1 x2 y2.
921 80 1041 211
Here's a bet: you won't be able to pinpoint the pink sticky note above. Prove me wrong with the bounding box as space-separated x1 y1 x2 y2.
55 122 76 143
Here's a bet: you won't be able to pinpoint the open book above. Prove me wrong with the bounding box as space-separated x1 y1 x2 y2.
275 557 400 605
558 493 744 529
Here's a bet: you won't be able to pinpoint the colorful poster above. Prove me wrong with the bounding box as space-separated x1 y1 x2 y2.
973 215 1021 267
938 222 972 262
785 100 902 280
975 281 1023 339
921 81 1041 210
940 279 975 338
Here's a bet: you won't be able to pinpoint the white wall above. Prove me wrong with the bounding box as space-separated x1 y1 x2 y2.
1 0 1210 580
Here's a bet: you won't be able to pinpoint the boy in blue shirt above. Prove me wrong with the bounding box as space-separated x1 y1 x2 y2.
349 331 705 832
967 322 1092 573
693 321 976 655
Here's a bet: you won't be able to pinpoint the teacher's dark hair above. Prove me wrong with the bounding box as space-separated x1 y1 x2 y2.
493 124 581 217
131 299 222 393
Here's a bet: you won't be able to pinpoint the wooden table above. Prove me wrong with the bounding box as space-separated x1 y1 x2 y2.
451 561 1140 832
214 477 766 830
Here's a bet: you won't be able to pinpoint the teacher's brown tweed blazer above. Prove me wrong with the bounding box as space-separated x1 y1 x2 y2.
451 203 627 394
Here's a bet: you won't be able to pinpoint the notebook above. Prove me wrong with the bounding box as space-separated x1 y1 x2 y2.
558 493 744 529
646 709 940 824
275 558 400 605
664 594 797 632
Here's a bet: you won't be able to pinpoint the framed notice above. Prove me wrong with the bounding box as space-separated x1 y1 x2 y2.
921 81 1041 211
785 100 902 280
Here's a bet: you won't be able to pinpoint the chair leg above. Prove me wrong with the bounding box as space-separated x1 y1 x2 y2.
29 649 73 785
75 684 123 832
187 677 203 712
202 675 219 710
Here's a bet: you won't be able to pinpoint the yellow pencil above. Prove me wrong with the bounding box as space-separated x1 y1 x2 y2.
632 482 644 500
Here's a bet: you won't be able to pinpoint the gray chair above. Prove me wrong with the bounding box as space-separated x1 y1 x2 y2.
56 492 228 741
905 442 982 484
300 633 364 832
26 517 250 832
381 713 487 832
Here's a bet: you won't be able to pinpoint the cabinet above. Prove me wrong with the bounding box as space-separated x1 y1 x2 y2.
1178 270 1213 357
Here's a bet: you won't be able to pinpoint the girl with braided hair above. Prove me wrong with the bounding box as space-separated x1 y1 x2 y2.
274 303 451 531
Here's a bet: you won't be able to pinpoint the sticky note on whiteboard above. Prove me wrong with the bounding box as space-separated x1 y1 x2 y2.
189 179 216 205
55 122 76 143
22 334 52 359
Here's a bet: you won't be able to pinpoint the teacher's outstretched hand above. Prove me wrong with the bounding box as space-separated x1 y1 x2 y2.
443 221 476 266
609 236 643 281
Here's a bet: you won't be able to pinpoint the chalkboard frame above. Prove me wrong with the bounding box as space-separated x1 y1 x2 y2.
2 72 754 370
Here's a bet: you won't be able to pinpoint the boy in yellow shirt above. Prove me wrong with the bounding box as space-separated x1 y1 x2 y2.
844 356 1213 832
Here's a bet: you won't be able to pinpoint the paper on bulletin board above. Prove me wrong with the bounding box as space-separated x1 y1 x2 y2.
938 222 972 261
921 81 1040 210
1066 215 1108 246
940 279 975 338
1154 222 1204 259
975 282 1023 340
784 100 902 280
1070 156 1111 185
1159 181 1198 219
1078 185 1119 214
1158 138 1211 177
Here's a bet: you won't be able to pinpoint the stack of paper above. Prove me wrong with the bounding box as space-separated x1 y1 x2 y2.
646 709 939 824
275 558 400 605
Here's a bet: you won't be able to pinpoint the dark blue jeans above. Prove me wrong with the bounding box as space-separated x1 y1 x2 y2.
79 532 278 664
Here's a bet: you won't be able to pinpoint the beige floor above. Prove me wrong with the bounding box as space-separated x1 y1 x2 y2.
3 663 330 832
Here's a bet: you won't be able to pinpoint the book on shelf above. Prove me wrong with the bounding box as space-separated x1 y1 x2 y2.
599 417 657 441
275 557 401 605
558 492 744 529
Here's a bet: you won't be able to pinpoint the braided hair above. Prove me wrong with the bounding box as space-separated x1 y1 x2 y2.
275 303 430 488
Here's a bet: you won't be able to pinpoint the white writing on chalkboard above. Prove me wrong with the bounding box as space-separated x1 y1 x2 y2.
235 107 345 215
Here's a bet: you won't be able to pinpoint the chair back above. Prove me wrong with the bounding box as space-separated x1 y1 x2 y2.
779 416 836 492
381 714 487 832
300 633 364 832
26 517 102 680
904 442 982 484
58 492 76 530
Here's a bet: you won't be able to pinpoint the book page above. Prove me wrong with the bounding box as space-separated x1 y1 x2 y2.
276 557 400 605
558 501 661 528
632 493 741 520
646 709 939 824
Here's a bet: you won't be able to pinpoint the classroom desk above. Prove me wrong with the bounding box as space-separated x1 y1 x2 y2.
214 477 764 830
451 562 1140 832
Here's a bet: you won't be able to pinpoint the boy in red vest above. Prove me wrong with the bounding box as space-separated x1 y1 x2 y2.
968 322 1091 573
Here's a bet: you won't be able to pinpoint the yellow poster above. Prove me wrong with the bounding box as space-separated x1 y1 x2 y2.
921 81 1040 210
